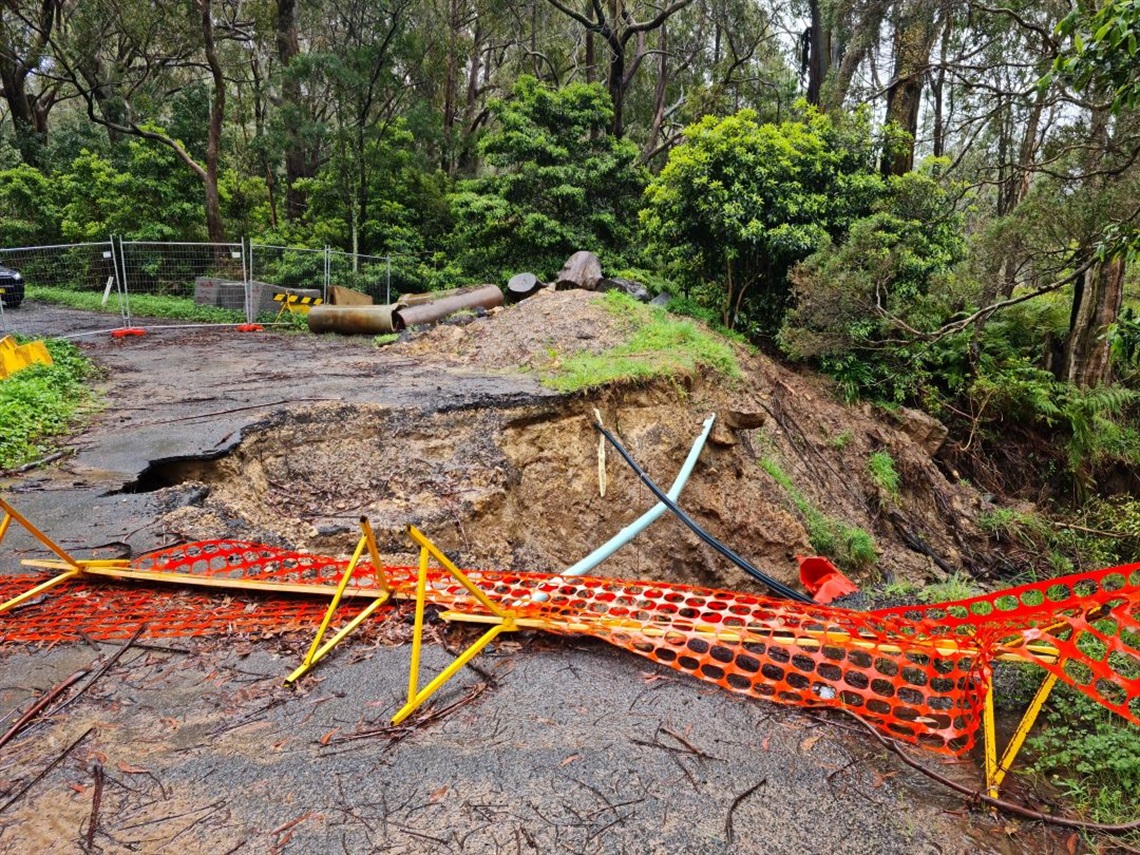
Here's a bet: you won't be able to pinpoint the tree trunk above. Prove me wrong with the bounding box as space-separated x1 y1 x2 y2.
607 33 626 137
1060 258 1125 388
199 0 226 244
805 0 831 106
881 0 939 176
441 0 461 174
642 23 668 158
276 0 310 221
0 0 57 168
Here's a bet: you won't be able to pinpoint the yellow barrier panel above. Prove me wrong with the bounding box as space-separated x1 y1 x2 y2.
0 336 52 380
273 293 323 321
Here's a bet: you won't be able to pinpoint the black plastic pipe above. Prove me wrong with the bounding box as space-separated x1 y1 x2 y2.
594 422 813 603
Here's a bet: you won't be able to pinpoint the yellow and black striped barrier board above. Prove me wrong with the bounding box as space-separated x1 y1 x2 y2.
273 292 323 320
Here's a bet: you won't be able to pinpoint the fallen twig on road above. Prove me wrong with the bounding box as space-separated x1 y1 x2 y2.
724 778 766 846
0 669 88 750
0 726 95 815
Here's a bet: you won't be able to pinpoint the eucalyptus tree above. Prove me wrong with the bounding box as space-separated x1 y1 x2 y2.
37 0 252 243
540 0 698 137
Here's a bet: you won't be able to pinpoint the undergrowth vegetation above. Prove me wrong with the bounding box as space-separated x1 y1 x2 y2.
759 457 878 571
1030 685 1140 831
30 286 245 324
541 291 739 392
0 338 96 469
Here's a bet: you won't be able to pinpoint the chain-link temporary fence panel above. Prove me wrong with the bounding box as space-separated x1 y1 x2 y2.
118 240 248 325
326 251 467 304
247 244 328 315
0 242 124 336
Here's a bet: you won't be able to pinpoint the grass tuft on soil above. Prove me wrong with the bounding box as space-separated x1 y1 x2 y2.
541 291 740 392
30 285 245 324
0 338 97 469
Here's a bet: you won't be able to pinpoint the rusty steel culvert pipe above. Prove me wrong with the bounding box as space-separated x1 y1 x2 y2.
392 284 503 330
307 304 399 335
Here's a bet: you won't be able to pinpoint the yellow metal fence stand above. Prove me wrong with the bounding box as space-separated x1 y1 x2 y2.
285 517 390 686
390 525 519 725
983 667 1061 798
0 497 130 614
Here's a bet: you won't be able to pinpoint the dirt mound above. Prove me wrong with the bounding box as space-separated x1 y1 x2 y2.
390 288 632 370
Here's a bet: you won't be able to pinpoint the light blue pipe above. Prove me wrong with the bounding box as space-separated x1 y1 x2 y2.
564 412 716 576
528 414 717 604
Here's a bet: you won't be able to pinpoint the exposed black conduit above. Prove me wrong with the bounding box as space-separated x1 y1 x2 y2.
594 422 813 603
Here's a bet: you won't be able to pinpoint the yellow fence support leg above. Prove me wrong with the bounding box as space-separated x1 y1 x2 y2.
390 526 518 726
983 683 999 798
285 516 390 686
0 497 86 614
0 497 80 567
987 669 1060 798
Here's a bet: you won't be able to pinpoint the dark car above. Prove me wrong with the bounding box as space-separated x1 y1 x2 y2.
0 265 25 309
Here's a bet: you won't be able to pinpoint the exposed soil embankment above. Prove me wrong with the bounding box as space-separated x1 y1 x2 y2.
133 289 993 593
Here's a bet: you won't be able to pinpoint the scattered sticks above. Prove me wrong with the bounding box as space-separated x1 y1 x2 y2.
324 682 489 750
52 624 147 717
84 763 105 852
0 669 88 750
0 726 95 816
723 778 766 847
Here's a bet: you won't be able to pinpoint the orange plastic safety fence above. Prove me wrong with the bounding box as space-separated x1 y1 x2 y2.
0 573 376 643
872 562 1140 727
4 540 1139 757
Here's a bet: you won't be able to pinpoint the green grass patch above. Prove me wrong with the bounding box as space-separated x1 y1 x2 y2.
0 338 98 469
866 450 901 501
29 285 245 324
541 291 740 393
915 571 984 604
760 457 878 571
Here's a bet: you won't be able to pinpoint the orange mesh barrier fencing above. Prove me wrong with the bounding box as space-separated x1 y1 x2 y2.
871 562 1140 728
0 573 375 643
3 539 1139 756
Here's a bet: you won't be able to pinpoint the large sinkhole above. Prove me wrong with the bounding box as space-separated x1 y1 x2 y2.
116 399 806 591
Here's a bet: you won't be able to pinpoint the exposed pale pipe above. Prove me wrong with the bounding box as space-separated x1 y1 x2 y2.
528 414 716 603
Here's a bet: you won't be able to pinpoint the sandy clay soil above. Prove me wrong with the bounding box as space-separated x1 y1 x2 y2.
0 294 1075 853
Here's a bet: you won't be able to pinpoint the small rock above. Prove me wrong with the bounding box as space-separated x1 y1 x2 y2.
723 410 768 430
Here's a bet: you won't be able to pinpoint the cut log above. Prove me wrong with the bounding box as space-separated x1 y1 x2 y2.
507 272 541 301
555 251 603 291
